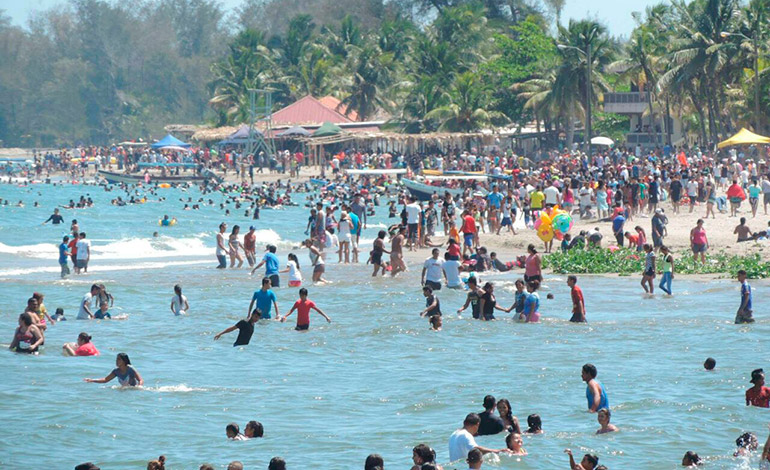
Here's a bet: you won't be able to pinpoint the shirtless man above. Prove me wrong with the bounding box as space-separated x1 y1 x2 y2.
390 225 407 277
564 449 599 470
243 226 257 267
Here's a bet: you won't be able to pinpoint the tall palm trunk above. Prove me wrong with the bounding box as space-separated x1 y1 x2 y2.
647 89 657 146
689 90 707 145
565 99 575 148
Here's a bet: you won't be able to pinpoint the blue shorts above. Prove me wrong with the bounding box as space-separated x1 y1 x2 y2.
463 233 474 247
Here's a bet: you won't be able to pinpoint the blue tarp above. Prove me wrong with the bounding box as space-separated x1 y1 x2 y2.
151 134 191 149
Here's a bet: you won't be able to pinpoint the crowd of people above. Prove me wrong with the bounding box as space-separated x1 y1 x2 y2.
8 140 770 469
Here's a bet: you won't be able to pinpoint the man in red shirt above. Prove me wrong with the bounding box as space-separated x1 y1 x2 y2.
567 275 586 322
461 210 477 257
746 368 770 407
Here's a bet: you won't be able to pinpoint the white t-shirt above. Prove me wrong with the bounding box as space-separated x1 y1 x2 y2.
448 428 477 462
687 180 698 196
216 232 227 256
543 186 560 205
171 294 188 315
406 203 421 224
287 260 302 282
423 257 444 283
579 188 594 207
78 293 93 319
443 260 462 288
75 239 91 260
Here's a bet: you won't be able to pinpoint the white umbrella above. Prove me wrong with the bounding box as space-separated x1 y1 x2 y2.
591 136 614 146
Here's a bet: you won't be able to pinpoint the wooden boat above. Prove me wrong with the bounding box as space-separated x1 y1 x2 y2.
98 170 220 185
403 178 485 201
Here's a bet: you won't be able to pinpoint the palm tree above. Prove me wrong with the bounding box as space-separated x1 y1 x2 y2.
425 71 507 132
659 0 740 143
339 43 395 121
556 20 614 148
208 29 273 124
607 24 664 145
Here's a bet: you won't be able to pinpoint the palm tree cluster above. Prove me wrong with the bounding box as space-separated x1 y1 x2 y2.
209 0 770 146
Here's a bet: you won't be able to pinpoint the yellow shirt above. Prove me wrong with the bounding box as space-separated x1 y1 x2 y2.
530 191 545 209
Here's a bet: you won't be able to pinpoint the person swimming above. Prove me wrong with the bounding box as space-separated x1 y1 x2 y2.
84 352 143 387
505 433 527 455
524 414 542 434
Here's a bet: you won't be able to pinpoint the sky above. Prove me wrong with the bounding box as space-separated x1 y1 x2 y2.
1 0 662 37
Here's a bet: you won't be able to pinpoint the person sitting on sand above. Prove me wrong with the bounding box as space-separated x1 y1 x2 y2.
734 217 755 242
596 409 618 434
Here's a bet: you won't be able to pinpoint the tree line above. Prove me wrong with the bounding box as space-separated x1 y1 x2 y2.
0 0 767 148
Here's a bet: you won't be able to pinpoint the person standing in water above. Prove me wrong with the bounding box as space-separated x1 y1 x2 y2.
59 235 71 279
243 226 257 268
582 363 609 413
170 285 189 316
304 239 327 283
658 245 674 295
248 277 279 320
251 245 280 287
216 222 229 269
280 288 331 330
567 275 586 323
745 368 770 407
736 269 754 324
84 352 143 387
641 244 655 294
371 230 390 277
43 208 64 225
215 310 260 346
390 225 406 277
457 276 484 319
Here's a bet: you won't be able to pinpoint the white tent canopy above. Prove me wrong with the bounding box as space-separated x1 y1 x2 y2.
591 136 614 146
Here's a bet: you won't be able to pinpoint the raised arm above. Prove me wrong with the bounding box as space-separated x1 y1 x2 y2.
214 324 238 340
312 305 332 323
84 370 116 383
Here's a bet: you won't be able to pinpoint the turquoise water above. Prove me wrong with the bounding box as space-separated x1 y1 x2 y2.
0 181 769 470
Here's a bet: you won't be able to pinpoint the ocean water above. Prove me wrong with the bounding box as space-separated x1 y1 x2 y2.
0 181 769 470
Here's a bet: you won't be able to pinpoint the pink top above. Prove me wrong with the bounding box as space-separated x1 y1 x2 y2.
563 189 574 204
75 342 100 356
692 227 707 245
525 254 541 277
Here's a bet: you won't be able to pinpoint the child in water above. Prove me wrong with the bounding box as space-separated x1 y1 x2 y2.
505 433 527 455
420 286 441 317
596 409 619 434
524 414 543 434
51 307 66 321
281 288 331 330
94 301 111 319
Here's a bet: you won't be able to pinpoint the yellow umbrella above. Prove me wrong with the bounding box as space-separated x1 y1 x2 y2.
717 128 770 149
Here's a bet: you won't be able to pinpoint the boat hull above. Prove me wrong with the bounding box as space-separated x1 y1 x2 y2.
98 170 211 185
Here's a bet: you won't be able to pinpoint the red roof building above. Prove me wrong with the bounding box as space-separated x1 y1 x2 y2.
271 95 353 127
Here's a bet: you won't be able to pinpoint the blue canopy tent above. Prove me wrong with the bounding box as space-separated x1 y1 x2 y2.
151 134 191 149
220 125 263 145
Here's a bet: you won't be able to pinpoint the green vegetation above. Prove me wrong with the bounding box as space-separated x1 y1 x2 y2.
543 248 770 278
1 0 769 146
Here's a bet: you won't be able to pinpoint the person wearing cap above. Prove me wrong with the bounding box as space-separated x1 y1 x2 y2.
746 368 770 407
564 449 598 470
251 245 280 287
243 226 257 267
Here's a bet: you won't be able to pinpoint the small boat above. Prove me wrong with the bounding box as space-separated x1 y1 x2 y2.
403 178 485 201
98 170 221 185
